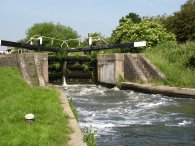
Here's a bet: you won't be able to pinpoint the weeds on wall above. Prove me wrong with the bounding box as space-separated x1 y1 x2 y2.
82 126 97 146
68 98 97 146
68 98 78 121
117 74 126 88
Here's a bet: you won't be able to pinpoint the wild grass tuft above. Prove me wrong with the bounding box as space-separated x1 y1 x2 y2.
82 127 97 146
68 98 78 121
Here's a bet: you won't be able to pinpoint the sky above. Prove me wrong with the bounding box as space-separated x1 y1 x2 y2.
0 0 187 50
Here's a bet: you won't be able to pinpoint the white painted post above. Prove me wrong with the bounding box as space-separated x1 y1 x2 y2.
38 37 43 45
134 41 146 47
89 37 92 46
30 37 33 45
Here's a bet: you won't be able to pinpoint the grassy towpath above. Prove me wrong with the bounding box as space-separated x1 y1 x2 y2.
0 67 70 146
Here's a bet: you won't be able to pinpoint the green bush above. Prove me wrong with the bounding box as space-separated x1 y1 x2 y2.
145 41 195 88
111 19 176 51
187 56 195 68
164 0 195 42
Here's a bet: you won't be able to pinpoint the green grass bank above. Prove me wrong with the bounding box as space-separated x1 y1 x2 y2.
145 41 195 88
0 67 70 146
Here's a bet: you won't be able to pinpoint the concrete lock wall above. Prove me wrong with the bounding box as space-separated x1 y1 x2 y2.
0 54 18 67
0 53 48 86
97 54 124 84
97 53 165 85
34 53 48 83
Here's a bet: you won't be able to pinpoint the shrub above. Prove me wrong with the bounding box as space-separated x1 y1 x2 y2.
111 19 176 52
145 41 195 87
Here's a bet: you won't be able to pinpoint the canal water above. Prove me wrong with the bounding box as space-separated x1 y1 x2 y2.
64 84 195 146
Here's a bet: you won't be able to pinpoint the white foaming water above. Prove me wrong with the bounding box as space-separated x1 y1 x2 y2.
62 77 67 86
165 120 193 127
71 85 176 124
178 120 193 127
136 101 167 109
92 123 115 129
65 84 99 97
65 84 107 96
79 87 106 96
64 84 195 143
110 86 120 91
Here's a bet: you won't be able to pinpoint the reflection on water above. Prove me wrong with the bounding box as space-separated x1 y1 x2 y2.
65 84 195 146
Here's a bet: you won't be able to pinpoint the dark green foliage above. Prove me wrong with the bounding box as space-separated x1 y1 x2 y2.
83 127 97 146
164 0 195 42
187 56 195 68
119 12 141 24
24 22 79 49
89 51 98 62
48 53 66 84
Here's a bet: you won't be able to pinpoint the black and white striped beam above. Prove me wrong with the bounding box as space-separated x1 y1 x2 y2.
0 39 60 52
0 39 146 53
67 41 146 52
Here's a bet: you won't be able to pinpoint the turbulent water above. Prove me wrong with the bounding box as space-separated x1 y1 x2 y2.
64 84 195 146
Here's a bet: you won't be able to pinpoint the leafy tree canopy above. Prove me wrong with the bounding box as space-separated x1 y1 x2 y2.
119 12 141 24
165 0 195 42
81 32 110 47
111 19 176 50
24 22 79 49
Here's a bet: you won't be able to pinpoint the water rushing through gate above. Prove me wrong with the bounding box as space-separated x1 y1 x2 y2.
64 84 195 146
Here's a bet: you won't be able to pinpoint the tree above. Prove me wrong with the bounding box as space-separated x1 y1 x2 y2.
81 32 109 47
165 0 195 42
143 14 168 25
119 12 141 24
111 19 176 51
24 22 79 50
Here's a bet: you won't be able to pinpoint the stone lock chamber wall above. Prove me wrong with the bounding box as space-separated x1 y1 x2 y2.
97 53 165 84
0 53 48 86
97 54 124 84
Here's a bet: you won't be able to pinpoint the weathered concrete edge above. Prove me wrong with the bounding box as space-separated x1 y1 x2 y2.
54 87 87 146
121 82 195 99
